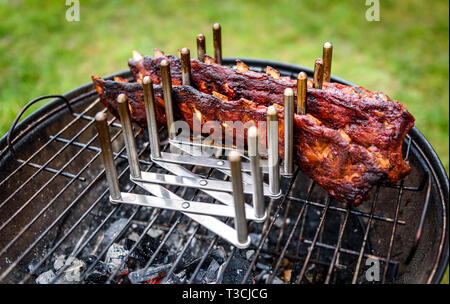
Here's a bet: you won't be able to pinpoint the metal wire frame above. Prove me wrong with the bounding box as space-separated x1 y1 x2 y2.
0 114 431 284
1 107 241 284
260 135 422 284
1 111 126 282
17 123 164 284
0 61 447 284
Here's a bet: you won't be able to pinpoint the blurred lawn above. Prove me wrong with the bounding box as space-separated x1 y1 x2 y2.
0 0 448 283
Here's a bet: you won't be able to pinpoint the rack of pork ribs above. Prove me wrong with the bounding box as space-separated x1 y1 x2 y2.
92 50 415 206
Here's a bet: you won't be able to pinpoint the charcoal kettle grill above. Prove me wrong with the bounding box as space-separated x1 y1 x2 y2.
0 51 448 283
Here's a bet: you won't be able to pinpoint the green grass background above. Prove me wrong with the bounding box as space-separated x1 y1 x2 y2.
0 0 448 283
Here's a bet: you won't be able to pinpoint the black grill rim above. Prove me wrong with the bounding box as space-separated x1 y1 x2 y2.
0 58 448 283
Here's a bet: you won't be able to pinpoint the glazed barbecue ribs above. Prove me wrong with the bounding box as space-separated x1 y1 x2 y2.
92 60 414 206
128 52 414 184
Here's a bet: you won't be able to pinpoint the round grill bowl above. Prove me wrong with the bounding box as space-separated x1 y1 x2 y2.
0 58 448 284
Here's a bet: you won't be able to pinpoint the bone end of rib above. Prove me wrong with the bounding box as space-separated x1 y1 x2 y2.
132 50 143 61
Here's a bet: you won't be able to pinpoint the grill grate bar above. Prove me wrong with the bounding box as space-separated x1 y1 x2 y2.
104 209 162 284
324 207 351 283
275 193 295 253
295 185 316 257
16 143 128 283
187 228 222 283
296 239 399 266
50 138 157 284
157 167 234 284
382 182 405 282
15 123 153 284
295 198 331 283
266 180 314 283
241 168 301 284
0 107 102 213
216 247 237 284
381 136 412 283
352 186 380 283
143 215 183 270
66 205 141 284
287 196 406 225
0 99 100 189
300 239 400 264
0 61 445 285
50 132 163 284
161 224 201 284
105 164 218 283
0 114 117 242
17 159 86 181
49 137 153 166
73 113 123 129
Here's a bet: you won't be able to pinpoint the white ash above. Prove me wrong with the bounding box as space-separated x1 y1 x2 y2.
105 243 129 274
249 233 261 246
102 219 129 247
53 255 66 272
36 270 56 284
274 217 284 228
262 273 284 284
254 269 268 282
63 258 86 282
211 246 227 262
162 270 185 284
202 259 220 284
147 228 164 239
250 233 268 250
128 264 172 284
166 232 184 250
256 262 271 271
127 232 140 242
246 250 255 260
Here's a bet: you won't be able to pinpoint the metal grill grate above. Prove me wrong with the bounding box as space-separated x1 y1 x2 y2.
0 59 447 284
